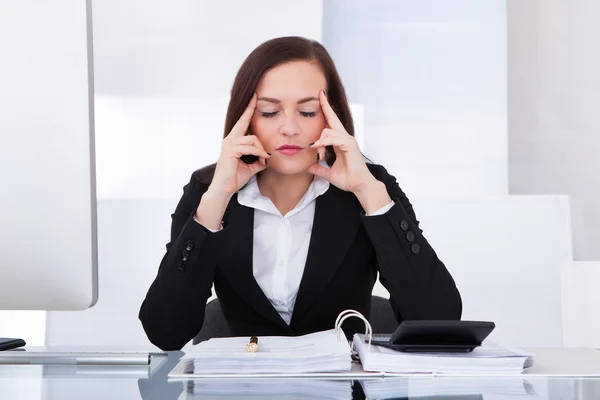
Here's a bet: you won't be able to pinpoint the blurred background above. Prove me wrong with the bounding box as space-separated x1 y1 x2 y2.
1 0 599 350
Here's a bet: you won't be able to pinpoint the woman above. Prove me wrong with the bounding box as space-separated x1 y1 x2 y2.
139 36 462 351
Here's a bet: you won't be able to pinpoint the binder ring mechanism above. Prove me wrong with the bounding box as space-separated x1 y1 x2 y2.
335 309 373 351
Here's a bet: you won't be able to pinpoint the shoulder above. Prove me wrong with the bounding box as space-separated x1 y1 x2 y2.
192 163 217 187
178 164 215 203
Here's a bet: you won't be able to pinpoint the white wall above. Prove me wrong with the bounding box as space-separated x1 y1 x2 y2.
90 0 323 200
45 0 325 347
46 199 173 346
507 0 600 261
323 0 509 198
389 195 570 347
92 0 323 99
561 262 600 348
325 0 570 346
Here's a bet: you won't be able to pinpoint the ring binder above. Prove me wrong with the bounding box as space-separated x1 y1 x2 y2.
179 327 354 376
334 309 372 350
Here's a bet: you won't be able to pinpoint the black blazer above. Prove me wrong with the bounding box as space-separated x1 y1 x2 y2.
139 163 462 351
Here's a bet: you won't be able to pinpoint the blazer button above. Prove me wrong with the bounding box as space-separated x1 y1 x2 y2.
184 240 194 252
176 261 186 272
406 231 415 242
400 220 409 231
411 243 421 255
181 249 189 261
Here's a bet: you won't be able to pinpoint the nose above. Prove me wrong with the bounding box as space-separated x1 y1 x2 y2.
279 114 300 137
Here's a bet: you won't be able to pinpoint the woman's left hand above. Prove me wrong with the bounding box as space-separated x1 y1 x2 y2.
308 90 377 194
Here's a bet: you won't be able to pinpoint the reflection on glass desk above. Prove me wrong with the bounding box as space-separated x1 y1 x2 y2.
2 352 600 400
0 346 166 366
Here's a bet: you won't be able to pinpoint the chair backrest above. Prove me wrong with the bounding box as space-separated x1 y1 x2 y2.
369 295 398 334
193 298 232 344
192 295 397 344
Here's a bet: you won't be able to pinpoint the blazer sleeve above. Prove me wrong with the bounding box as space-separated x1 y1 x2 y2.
138 172 226 350
361 164 462 322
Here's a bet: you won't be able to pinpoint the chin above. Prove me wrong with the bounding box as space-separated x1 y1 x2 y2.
270 159 312 175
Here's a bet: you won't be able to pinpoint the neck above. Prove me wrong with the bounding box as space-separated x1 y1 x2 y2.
257 169 315 216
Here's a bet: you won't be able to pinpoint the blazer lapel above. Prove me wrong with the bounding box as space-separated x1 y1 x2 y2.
291 186 363 324
219 195 291 332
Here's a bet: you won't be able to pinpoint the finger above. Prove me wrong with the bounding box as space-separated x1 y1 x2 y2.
234 135 256 144
308 163 331 181
320 128 344 140
234 134 271 155
234 135 262 147
247 135 269 154
232 145 269 159
310 135 353 150
230 93 257 137
308 128 334 148
248 161 267 175
315 146 326 163
318 147 326 162
319 90 346 132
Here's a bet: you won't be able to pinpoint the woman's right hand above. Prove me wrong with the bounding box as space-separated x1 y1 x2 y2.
209 93 271 196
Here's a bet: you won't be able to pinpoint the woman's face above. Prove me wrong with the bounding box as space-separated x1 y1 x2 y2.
250 60 327 175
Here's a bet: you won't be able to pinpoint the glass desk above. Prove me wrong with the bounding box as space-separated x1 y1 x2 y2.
2 350 600 399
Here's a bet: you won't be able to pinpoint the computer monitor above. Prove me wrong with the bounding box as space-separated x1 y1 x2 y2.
0 0 98 311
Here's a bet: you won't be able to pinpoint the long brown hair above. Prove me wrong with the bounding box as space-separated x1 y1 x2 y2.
196 36 356 184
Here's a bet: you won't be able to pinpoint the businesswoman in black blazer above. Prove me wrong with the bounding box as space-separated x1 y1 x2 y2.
139 36 462 351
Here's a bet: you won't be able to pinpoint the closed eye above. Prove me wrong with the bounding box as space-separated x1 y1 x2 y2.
261 111 316 118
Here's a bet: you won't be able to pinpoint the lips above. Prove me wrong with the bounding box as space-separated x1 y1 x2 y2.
277 144 303 150
276 144 304 155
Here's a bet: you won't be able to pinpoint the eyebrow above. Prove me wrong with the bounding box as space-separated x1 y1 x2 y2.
257 96 318 104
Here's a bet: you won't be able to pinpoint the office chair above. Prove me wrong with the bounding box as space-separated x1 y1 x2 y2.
193 298 232 344
193 295 397 344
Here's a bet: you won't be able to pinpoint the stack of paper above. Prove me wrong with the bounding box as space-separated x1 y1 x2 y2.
353 335 534 375
360 376 537 399
181 329 352 375
186 378 352 400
